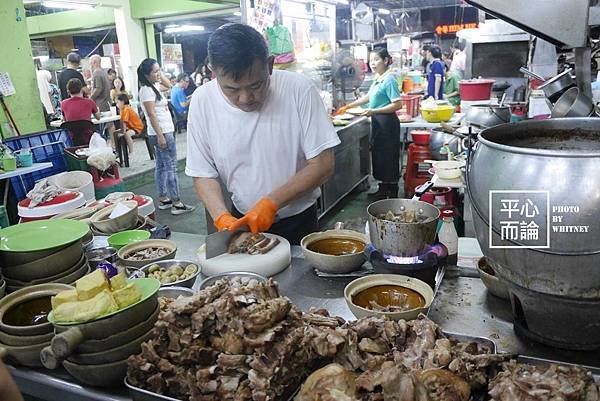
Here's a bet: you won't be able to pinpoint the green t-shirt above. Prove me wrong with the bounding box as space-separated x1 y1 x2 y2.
444 72 461 106
368 72 402 109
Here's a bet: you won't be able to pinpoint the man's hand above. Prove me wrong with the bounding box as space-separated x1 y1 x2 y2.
229 198 278 233
361 108 375 117
157 135 167 149
214 212 238 231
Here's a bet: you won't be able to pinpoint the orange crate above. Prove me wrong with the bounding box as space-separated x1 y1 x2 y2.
402 94 422 117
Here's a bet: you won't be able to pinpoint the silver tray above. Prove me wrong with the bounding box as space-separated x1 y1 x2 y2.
125 377 299 401
516 355 600 384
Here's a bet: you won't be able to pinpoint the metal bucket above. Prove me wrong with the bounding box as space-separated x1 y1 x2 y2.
367 199 440 256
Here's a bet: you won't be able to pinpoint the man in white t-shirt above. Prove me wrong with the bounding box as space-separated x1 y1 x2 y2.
185 23 340 244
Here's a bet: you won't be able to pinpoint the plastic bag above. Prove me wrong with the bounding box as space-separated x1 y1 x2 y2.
265 24 294 55
87 132 116 171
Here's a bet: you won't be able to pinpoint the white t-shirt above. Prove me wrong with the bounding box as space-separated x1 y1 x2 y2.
139 84 174 136
185 70 341 219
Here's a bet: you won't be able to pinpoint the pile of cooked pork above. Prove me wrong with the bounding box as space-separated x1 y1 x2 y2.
127 278 599 401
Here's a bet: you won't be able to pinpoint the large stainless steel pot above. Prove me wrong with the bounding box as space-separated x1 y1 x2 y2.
367 199 440 256
464 104 510 128
467 118 600 348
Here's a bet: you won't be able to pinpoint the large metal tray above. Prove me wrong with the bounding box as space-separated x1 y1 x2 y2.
125 377 300 401
517 355 600 384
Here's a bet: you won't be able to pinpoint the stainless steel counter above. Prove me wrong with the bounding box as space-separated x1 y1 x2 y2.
11 232 600 401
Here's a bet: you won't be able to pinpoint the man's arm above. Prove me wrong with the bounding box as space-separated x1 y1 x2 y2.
434 75 442 100
91 73 102 100
193 177 229 219
267 148 334 209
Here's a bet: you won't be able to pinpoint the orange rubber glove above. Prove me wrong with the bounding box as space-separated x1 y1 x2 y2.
214 212 238 231
229 198 278 233
335 105 349 116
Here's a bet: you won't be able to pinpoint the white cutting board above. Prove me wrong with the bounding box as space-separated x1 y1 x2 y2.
197 233 291 277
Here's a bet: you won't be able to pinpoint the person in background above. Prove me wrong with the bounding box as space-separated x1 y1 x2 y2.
116 93 143 155
89 54 116 148
192 64 204 86
337 47 402 199
107 68 117 82
426 45 445 100
110 77 132 104
186 23 339 244
443 63 461 108
170 73 191 119
61 78 101 145
36 69 61 123
58 52 85 100
138 58 195 216
450 43 466 79
420 44 431 73
0 360 24 401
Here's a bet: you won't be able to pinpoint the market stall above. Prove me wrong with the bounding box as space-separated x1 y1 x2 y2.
4 231 600 401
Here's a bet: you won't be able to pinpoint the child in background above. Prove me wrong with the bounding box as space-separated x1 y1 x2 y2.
116 93 144 154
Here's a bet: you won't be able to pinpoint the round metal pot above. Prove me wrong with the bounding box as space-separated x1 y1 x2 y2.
467 118 600 299
464 104 511 128
429 129 461 160
551 87 594 118
538 69 575 103
367 199 440 256
301 229 367 273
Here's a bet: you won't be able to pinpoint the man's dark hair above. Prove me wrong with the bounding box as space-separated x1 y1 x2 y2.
116 93 130 105
67 52 81 65
66 78 83 94
176 73 189 83
208 23 269 80
429 45 442 59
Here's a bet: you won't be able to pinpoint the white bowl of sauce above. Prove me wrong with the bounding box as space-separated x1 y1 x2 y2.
344 274 434 320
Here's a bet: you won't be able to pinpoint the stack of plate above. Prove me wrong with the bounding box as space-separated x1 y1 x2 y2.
0 220 91 293
41 278 160 387
0 283 73 367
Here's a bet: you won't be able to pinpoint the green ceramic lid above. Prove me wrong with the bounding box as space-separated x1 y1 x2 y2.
0 219 89 252
48 278 161 325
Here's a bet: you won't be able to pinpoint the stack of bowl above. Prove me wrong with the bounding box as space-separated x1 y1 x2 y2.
41 278 160 387
89 201 141 236
0 284 73 367
0 220 91 293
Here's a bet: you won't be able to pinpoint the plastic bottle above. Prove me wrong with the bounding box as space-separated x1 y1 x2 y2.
438 209 458 265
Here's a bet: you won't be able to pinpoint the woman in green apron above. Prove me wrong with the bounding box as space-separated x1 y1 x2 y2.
338 48 403 198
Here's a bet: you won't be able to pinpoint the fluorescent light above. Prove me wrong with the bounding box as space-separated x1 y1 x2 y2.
164 25 205 33
378 8 391 14
43 1 95 10
165 24 179 28
233 11 242 16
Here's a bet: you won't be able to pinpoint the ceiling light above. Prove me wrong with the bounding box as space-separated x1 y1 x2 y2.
165 24 179 28
164 25 205 33
378 8 391 14
43 1 95 10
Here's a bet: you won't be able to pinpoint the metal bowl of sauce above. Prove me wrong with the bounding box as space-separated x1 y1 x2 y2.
344 274 434 321
301 229 368 274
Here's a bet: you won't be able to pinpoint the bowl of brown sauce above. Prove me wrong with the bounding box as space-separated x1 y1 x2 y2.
0 283 74 336
301 229 368 273
344 274 434 320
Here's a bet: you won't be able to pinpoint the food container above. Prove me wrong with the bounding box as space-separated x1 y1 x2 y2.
367 198 440 256
420 105 455 122
139 260 200 288
537 69 575 103
18 191 87 220
344 274 434 320
477 257 510 300
157 286 195 299
198 272 267 290
85 247 117 270
90 201 139 234
464 104 511 128
301 229 367 274
459 79 495 101
16 151 33 168
410 130 430 146
117 239 177 268
431 160 464 180
1 157 16 172
49 171 95 203
107 230 151 249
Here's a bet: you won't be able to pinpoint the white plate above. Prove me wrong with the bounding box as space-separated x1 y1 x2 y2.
335 113 355 120
346 107 365 115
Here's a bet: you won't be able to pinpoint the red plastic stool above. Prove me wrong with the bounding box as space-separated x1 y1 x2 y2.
89 164 120 183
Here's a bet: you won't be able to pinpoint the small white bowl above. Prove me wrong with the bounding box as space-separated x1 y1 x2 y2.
344 274 434 321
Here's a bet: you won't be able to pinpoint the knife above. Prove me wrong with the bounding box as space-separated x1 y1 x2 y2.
205 230 236 259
